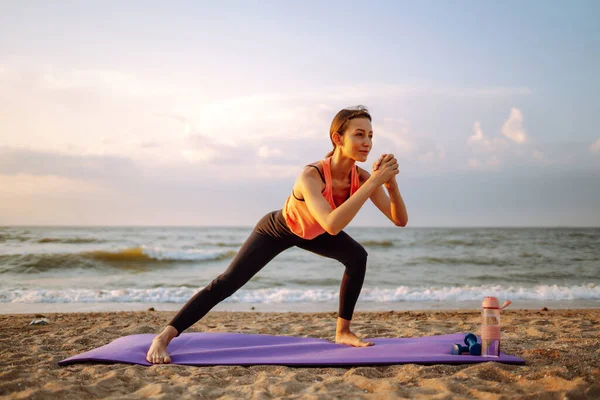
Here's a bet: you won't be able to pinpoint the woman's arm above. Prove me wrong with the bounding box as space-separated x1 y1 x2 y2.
369 179 408 227
300 155 398 235
363 154 408 226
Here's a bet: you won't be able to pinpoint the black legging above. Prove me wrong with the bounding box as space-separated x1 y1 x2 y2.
168 209 368 337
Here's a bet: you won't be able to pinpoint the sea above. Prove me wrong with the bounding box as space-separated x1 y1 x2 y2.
1 226 598 314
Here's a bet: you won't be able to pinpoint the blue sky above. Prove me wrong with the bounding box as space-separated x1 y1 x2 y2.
1 1 599 226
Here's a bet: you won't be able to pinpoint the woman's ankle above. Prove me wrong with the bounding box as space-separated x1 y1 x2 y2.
157 325 178 343
336 317 352 334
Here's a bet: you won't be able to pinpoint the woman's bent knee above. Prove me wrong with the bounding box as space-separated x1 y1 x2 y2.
347 245 368 265
343 246 367 277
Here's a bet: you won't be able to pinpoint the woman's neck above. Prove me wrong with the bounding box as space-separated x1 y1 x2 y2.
329 150 355 182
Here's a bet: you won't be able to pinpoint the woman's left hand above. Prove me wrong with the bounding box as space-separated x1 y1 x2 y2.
373 153 399 189
372 154 387 171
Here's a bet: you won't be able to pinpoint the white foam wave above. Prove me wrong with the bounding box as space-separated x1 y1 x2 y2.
1 284 598 304
139 246 235 261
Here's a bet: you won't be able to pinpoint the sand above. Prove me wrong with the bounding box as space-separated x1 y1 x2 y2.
1 309 599 399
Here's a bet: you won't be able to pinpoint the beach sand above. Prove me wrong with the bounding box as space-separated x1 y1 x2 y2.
1 309 599 399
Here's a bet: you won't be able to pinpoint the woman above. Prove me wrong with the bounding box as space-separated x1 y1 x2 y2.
146 105 408 364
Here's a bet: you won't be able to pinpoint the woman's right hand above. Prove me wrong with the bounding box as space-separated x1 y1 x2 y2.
370 153 399 186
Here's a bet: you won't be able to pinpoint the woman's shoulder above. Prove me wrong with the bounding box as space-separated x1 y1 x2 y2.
299 161 325 182
356 165 371 183
305 160 322 169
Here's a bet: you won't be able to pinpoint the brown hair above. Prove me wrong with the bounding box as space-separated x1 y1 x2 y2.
326 105 372 157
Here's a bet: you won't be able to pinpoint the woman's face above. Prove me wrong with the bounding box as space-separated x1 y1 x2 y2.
341 118 373 162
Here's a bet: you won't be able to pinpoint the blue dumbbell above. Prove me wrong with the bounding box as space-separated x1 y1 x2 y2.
451 333 482 355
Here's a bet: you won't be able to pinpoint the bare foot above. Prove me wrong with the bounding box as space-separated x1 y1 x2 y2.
146 326 178 364
146 336 172 364
335 331 374 347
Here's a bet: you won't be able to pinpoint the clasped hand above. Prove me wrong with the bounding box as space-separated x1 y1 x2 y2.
370 153 399 187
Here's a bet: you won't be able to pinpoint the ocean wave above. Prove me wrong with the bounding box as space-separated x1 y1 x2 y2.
37 237 105 244
287 278 343 286
214 242 244 247
0 247 238 273
409 239 481 247
518 252 542 258
0 234 30 243
360 240 394 247
432 239 478 246
472 271 600 283
86 247 237 262
2 283 598 304
405 256 512 266
567 231 598 238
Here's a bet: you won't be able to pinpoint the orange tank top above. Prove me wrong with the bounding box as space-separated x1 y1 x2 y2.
282 157 361 239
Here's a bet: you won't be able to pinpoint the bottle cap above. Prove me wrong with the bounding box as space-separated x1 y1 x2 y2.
482 296 500 309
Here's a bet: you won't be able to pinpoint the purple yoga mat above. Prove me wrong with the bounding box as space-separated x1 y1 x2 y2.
58 332 525 367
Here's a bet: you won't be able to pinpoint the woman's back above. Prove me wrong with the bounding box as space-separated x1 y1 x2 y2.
283 157 361 239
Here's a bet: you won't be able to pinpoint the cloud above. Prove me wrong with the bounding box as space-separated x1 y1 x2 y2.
468 159 480 168
1 61 532 99
374 118 415 156
0 173 105 197
487 155 500 167
466 121 507 167
418 151 435 162
468 121 511 153
467 156 500 170
468 122 491 151
502 107 528 144
180 133 290 167
437 147 446 161
418 151 437 163
373 117 446 166
466 108 532 168
258 145 283 159
469 122 485 143
532 149 544 161
139 141 160 149
174 99 335 150
519 141 600 169
0 61 540 181
469 108 528 151
0 147 140 182
309 83 532 100
180 148 219 163
38 66 184 98
590 139 600 153
181 133 236 163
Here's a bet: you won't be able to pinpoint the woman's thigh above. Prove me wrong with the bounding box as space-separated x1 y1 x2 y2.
295 231 367 264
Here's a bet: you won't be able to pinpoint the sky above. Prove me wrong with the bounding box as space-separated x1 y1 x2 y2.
0 0 599 227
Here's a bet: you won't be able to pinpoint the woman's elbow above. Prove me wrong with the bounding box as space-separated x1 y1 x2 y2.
323 222 342 236
395 218 408 227
326 227 341 236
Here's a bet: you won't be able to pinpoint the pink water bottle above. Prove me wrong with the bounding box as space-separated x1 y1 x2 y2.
481 297 511 357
